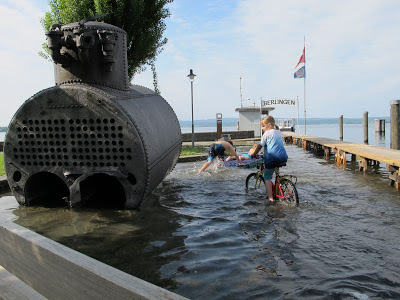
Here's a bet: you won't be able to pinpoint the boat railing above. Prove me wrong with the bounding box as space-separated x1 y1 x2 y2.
275 118 295 128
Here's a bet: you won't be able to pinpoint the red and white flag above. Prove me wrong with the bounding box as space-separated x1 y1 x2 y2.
295 47 305 69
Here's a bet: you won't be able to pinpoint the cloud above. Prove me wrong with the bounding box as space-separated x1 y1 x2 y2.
228 0 400 118
2 0 400 125
0 1 53 125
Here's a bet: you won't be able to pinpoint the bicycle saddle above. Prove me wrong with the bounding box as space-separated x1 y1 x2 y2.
274 162 287 168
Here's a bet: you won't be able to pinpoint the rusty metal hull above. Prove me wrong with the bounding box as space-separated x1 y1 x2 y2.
4 84 181 208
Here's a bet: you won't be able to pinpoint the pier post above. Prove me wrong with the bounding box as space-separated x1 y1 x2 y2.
216 113 222 139
357 156 369 173
390 100 400 150
363 111 368 144
387 165 400 189
375 119 385 133
339 115 343 141
323 146 330 159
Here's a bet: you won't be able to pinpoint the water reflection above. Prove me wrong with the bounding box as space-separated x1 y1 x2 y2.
157 162 311 299
375 131 386 147
1 145 400 299
12 189 187 290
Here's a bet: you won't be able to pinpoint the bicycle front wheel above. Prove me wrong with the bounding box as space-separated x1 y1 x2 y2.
246 173 265 192
279 179 299 206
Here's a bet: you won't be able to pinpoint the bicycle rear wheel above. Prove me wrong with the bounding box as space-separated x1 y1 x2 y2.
279 179 299 206
245 173 265 192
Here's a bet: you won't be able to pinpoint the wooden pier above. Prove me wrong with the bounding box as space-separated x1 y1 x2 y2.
282 132 400 189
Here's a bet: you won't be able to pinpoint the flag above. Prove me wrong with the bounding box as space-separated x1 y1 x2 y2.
294 47 305 69
294 66 306 79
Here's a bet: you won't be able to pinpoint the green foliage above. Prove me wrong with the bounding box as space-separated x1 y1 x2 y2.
180 146 208 157
41 0 172 82
150 59 160 94
0 153 4 176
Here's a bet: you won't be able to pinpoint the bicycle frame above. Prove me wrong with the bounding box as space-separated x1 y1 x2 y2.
253 163 265 189
272 170 285 199
252 170 265 189
256 163 296 199
246 161 299 205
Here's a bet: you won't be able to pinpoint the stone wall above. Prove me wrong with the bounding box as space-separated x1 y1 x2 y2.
181 131 254 142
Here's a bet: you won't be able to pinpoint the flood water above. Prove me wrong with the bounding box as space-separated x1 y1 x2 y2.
1 144 400 299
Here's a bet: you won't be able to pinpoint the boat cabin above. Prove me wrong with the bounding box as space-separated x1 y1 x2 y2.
235 106 275 137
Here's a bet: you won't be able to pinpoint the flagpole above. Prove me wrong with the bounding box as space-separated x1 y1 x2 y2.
260 98 263 137
304 74 306 134
297 95 300 133
303 36 307 135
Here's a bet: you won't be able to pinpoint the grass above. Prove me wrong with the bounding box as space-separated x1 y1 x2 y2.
0 146 208 175
0 153 4 176
180 145 208 156
0 147 206 177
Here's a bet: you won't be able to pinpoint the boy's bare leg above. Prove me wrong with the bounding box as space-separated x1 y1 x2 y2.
200 161 212 172
264 180 274 203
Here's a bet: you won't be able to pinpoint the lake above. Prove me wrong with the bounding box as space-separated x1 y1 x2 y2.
1 141 399 298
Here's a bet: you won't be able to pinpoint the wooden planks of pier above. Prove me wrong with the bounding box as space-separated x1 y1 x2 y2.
282 132 400 190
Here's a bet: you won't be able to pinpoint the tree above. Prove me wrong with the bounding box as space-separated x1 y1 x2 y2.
41 0 173 92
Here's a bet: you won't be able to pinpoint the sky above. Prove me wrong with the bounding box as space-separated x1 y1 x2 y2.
1 0 400 125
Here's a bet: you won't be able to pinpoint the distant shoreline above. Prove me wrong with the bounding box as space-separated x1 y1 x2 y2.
179 117 390 126
0 117 391 130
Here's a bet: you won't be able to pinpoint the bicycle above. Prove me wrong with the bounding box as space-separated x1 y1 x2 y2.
245 161 299 206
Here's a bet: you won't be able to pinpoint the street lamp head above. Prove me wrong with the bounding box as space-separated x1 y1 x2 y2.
187 69 196 81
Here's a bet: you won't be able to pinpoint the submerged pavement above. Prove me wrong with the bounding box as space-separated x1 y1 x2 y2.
0 139 259 194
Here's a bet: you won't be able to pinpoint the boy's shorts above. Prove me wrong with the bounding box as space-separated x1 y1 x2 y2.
263 168 275 180
206 143 225 162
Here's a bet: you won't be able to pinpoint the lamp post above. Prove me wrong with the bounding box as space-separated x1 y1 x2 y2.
187 69 196 148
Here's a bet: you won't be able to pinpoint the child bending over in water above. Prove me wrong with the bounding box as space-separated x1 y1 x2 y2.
225 144 259 162
200 140 243 172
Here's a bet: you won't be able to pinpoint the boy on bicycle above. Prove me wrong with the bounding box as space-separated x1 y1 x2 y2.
252 116 288 204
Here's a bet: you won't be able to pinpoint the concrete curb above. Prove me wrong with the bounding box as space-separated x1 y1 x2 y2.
0 176 10 194
0 265 46 300
0 218 188 300
181 138 259 147
177 154 208 163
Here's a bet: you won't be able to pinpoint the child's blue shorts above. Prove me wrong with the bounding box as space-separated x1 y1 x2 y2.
263 168 275 180
206 143 225 162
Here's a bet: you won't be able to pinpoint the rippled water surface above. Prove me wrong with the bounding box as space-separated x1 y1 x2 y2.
1 145 400 299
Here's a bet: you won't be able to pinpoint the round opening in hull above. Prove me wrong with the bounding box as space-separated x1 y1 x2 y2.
79 173 126 209
25 172 69 207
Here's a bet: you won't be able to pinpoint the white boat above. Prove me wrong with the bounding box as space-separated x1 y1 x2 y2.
276 118 295 132
235 106 296 136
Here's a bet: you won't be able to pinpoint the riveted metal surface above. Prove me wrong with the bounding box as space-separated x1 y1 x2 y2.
4 20 181 209
54 22 129 90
